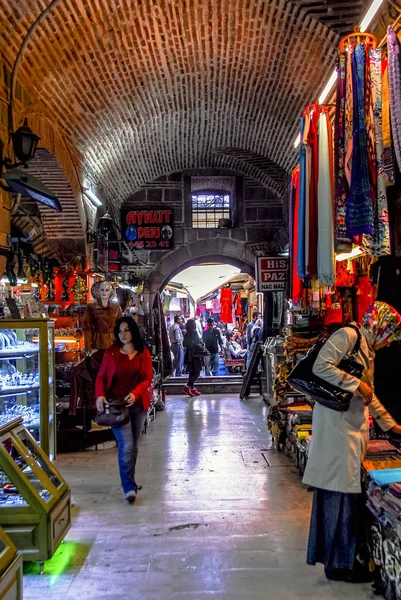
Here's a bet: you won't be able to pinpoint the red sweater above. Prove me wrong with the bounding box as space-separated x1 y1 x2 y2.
95 345 153 409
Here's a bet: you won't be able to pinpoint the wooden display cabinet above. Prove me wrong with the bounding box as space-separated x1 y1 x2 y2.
0 418 71 565
0 527 22 600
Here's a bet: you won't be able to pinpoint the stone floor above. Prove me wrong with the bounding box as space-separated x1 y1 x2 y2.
23 394 375 599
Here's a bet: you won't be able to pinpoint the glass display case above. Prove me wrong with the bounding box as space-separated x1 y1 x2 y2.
0 526 23 600
0 318 55 458
0 417 70 563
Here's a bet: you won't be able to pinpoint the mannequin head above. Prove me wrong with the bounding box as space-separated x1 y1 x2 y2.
99 281 112 305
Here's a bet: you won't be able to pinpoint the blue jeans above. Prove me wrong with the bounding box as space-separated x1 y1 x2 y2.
171 342 184 376
112 407 148 495
205 353 219 376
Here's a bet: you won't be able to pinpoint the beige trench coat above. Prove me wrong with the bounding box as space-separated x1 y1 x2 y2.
302 326 396 494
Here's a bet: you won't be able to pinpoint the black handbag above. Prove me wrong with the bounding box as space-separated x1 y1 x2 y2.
191 341 210 357
287 324 364 412
94 401 130 427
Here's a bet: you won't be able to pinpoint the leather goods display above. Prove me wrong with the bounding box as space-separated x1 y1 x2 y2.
94 401 130 427
287 324 364 412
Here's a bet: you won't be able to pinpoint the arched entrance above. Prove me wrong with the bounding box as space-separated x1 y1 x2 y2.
148 238 256 293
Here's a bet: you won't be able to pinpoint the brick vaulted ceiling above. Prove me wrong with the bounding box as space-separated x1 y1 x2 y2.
0 0 370 211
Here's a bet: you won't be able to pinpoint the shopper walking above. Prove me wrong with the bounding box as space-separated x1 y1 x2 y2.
95 316 153 504
202 318 223 376
246 311 261 368
169 315 184 376
303 301 401 583
182 318 205 397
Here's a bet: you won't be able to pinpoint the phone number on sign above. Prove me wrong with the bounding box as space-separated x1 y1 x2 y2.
129 240 171 249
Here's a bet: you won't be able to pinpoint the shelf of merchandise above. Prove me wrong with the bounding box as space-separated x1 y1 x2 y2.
0 418 71 564
0 319 56 459
0 526 22 600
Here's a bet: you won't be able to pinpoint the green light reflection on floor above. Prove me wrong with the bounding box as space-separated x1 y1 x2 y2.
24 540 93 586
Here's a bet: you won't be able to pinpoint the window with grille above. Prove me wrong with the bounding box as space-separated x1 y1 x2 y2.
191 191 231 228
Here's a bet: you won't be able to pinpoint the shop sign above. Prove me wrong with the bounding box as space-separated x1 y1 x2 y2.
256 257 288 292
121 207 174 250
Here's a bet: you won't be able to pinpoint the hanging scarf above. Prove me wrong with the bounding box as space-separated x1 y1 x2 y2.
345 47 354 186
291 169 302 302
297 117 306 279
361 301 401 350
303 113 311 274
387 26 401 173
334 50 351 249
362 48 391 256
346 45 374 237
307 110 319 278
317 112 335 286
381 59 395 185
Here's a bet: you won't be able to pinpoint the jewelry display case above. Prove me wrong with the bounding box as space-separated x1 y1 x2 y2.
0 417 70 564
0 526 22 600
0 318 55 458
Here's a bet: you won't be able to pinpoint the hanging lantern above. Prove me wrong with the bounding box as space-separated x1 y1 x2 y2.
11 119 40 164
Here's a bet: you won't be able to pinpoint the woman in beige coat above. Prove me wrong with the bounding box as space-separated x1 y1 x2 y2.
303 301 401 583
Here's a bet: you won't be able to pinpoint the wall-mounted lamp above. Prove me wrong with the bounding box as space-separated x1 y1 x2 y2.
86 211 115 243
3 119 40 170
83 188 102 207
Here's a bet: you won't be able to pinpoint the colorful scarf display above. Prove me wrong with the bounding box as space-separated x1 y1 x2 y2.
361 301 401 350
297 117 306 279
346 45 374 237
387 26 401 174
317 112 335 286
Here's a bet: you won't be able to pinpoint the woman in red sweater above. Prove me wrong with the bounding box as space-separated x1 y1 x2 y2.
95 316 153 503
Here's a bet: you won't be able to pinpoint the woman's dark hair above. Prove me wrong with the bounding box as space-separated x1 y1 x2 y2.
114 316 145 352
226 332 233 341
185 318 196 334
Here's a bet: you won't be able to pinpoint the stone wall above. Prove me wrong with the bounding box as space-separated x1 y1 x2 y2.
121 168 285 289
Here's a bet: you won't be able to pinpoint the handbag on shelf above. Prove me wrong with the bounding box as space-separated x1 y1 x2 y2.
94 400 130 427
287 324 364 412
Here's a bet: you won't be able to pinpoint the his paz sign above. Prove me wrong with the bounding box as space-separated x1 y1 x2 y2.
257 257 288 292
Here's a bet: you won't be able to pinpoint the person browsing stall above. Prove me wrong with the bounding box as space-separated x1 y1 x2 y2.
303 302 401 583
202 318 223 376
95 317 153 504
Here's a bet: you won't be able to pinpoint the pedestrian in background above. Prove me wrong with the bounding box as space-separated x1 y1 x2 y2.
169 315 184 377
203 318 223 376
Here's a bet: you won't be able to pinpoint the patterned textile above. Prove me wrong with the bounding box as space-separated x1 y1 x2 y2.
317 112 335 286
346 45 374 237
303 113 311 272
381 60 395 186
297 117 306 279
345 48 354 186
388 26 401 174
361 301 401 350
334 51 351 248
362 49 391 256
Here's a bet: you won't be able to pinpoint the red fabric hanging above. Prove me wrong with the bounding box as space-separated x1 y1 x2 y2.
234 293 242 316
292 169 303 302
220 287 233 323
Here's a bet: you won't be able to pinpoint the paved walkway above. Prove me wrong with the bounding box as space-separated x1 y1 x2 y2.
24 394 374 599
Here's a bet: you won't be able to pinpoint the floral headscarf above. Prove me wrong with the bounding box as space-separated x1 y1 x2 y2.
361 301 401 350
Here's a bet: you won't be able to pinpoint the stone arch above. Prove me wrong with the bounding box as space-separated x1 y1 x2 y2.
148 238 255 291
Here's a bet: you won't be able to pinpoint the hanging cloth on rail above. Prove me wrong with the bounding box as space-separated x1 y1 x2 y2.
346 44 374 237
388 26 401 174
382 58 395 186
317 112 335 286
306 109 319 278
297 117 306 279
291 169 303 302
362 48 391 256
219 287 233 323
334 50 352 250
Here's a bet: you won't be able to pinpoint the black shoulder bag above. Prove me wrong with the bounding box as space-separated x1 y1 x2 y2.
287 324 364 412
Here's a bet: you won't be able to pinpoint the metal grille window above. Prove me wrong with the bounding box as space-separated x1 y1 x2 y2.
191 191 231 228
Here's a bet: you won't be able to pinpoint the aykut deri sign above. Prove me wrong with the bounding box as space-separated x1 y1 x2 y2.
121 207 174 250
256 256 288 292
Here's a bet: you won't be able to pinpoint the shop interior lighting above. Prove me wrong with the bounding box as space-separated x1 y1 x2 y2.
83 188 102 208
293 0 385 149
335 246 364 262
